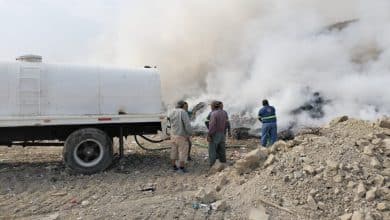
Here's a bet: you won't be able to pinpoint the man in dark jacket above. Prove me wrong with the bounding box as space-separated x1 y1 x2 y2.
258 99 277 147
207 101 227 166
205 101 231 136
183 101 193 161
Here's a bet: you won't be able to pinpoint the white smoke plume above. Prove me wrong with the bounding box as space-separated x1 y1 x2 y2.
93 0 390 129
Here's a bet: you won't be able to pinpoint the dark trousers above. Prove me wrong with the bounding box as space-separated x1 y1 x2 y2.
261 122 277 147
208 132 226 166
188 138 192 159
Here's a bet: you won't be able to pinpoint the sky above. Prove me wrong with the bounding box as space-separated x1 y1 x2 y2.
0 0 122 63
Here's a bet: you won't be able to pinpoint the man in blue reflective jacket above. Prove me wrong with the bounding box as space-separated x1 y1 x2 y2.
258 99 277 147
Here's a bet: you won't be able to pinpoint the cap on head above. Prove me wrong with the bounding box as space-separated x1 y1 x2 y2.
262 99 269 106
218 101 223 109
176 100 186 108
211 100 222 109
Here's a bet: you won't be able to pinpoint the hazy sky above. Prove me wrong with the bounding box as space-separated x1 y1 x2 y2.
0 0 124 63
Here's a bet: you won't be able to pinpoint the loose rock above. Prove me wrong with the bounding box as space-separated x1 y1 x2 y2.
271 140 288 152
317 201 326 210
382 168 390 177
334 174 343 183
377 187 390 200
263 154 275 167
357 139 370 147
339 213 352 220
363 145 374 156
211 200 228 211
216 174 228 191
379 118 390 129
373 175 385 187
209 160 226 174
81 200 90 207
364 212 374 220
303 165 316 175
376 202 388 211
327 160 339 171
357 182 366 198
329 116 349 126
248 206 269 220
234 148 268 174
307 195 317 210
365 187 377 201
370 157 382 169
371 138 382 145
195 188 218 204
351 211 364 220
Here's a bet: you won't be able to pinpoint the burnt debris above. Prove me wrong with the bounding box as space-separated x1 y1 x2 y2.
325 19 358 32
190 102 207 121
291 92 330 119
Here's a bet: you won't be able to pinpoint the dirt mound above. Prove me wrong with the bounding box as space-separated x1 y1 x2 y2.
199 117 390 219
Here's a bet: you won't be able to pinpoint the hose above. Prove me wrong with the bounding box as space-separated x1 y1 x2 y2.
138 135 165 143
134 135 170 151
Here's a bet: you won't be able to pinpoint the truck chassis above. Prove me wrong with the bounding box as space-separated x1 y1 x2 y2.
0 114 162 174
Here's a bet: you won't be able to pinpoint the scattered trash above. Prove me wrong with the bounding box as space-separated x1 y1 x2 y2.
81 200 90 207
69 198 79 204
139 187 155 192
192 202 211 212
139 183 156 192
51 192 67 197
230 150 242 159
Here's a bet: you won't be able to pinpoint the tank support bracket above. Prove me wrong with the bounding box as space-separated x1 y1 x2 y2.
119 127 124 158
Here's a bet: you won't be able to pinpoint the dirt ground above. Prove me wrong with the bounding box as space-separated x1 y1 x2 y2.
0 137 259 220
1 118 389 220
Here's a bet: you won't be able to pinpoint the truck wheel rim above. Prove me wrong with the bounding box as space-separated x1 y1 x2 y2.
73 139 104 168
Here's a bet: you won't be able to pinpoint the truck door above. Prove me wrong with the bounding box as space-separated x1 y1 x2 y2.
18 65 41 115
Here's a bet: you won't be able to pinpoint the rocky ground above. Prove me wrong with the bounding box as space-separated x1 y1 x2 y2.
0 117 389 220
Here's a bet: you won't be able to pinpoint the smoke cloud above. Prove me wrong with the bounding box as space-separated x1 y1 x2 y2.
94 0 390 129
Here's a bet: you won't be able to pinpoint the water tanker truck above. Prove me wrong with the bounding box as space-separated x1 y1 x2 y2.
0 55 164 174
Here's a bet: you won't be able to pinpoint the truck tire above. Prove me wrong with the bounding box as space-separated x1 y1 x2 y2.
63 128 113 174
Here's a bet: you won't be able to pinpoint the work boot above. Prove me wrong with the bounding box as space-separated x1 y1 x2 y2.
178 167 188 174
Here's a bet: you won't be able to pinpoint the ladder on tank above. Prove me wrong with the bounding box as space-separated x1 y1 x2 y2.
17 66 41 115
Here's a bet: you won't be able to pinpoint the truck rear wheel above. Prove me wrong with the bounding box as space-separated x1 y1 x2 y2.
63 128 113 174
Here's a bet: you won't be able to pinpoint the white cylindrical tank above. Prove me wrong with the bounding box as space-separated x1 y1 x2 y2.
0 59 162 116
